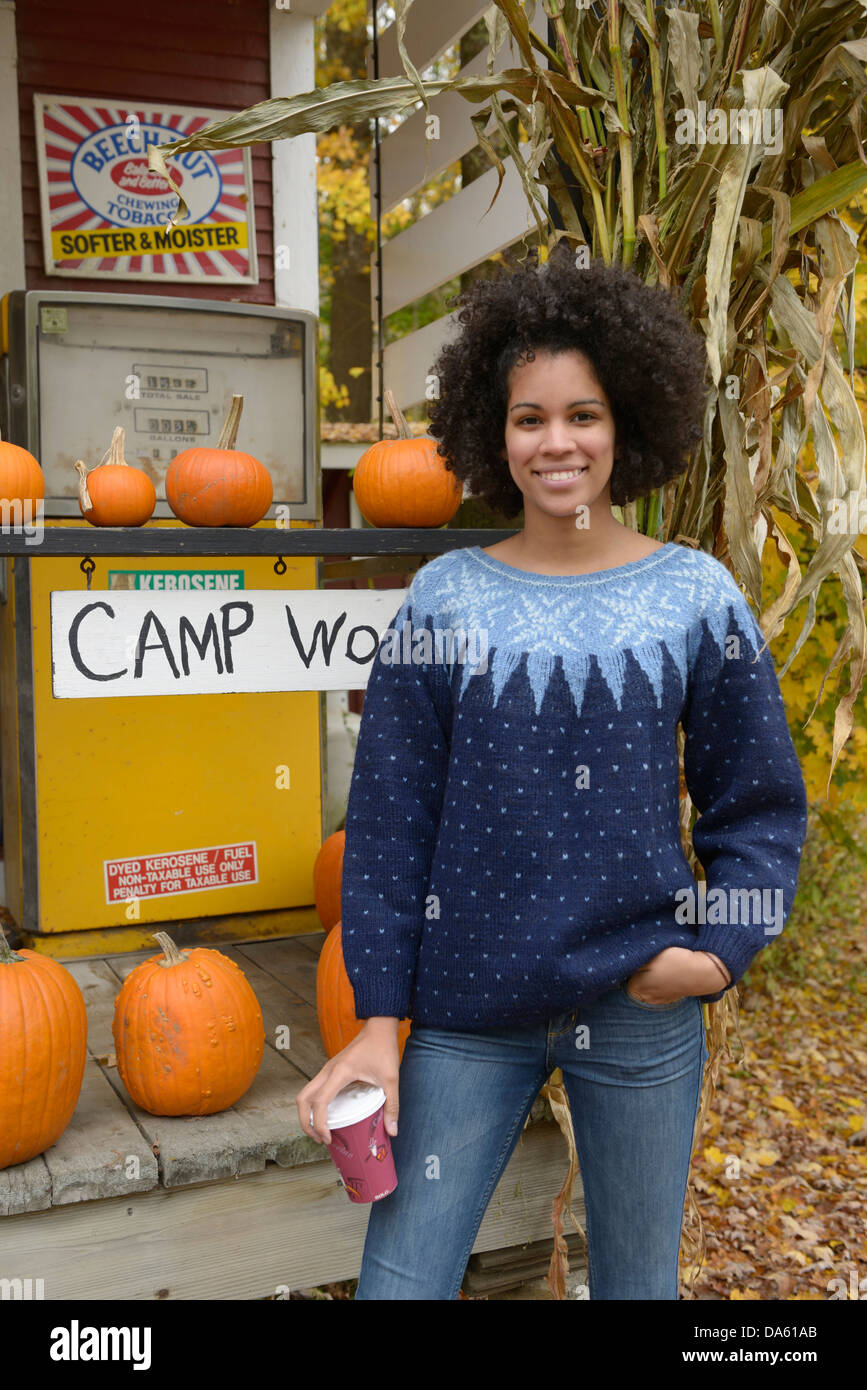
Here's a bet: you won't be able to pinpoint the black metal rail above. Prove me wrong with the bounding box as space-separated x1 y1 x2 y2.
0 527 518 557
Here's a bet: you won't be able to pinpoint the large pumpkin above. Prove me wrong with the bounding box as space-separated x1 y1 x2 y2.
75 426 156 527
313 830 345 934
0 928 87 1170
352 389 462 528
0 429 44 523
112 932 265 1116
165 394 273 527
316 919 411 1060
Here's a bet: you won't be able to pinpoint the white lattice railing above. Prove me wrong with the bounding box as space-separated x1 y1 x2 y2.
369 2 544 410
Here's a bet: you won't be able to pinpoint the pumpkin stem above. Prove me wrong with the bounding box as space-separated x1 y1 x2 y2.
106 426 129 468
384 389 411 440
153 931 187 966
0 925 24 963
216 395 244 450
74 460 93 514
75 427 130 514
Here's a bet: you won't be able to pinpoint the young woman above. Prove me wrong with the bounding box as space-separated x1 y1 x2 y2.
297 245 809 1300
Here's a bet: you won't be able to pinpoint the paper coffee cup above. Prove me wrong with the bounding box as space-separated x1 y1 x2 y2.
320 1081 397 1204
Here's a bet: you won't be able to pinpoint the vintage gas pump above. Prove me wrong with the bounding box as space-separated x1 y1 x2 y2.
0 289 325 956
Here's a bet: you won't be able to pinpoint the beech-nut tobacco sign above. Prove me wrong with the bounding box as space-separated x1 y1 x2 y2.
34 94 258 283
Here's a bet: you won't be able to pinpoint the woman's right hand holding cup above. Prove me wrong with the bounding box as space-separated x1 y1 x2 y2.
296 1017 401 1146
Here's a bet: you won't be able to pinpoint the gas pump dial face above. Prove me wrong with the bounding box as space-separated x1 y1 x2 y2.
21 298 311 515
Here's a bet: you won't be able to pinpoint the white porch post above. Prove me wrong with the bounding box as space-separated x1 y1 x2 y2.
269 7 320 315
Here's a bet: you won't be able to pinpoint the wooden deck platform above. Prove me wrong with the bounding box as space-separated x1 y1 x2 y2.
0 932 585 1299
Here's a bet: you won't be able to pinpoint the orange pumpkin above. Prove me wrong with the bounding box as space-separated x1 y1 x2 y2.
313 830 345 933
75 427 156 526
352 389 462 528
112 931 265 1116
165 394 273 527
0 429 44 525
316 919 411 1060
0 927 87 1170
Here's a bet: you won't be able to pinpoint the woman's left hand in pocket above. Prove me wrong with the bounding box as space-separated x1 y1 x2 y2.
625 947 724 1005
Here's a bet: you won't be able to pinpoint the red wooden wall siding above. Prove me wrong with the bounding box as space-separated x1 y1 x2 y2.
16 0 274 303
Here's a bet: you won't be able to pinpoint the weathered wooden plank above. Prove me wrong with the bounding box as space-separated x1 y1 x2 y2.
231 1046 321 1169
218 945 332 1166
238 934 321 1007
470 1230 586 1272
39 1057 159 1207
0 1156 51 1217
0 1119 568 1298
377 160 533 318
72 955 268 1189
0 961 156 1212
102 947 167 984
380 45 502 210
107 938 327 1076
463 1228 588 1296
118 1102 267 1189
374 0 490 81
286 930 324 958
383 315 458 412
219 943 327 1080
462 1249 587 1297
104 941 330 1167
1 1103 158 1214
67 956 127 1056
100 945 337 1173
66 943 552 1196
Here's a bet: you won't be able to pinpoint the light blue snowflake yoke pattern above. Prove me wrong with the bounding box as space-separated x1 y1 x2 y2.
341 542 809 1031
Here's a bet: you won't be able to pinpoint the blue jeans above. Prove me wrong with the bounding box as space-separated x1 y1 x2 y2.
354 983 708 1300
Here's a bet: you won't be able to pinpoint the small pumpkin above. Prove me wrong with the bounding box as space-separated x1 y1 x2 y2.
75 426 156 526
352 390 462 528
112 931 265 1116
316 919 411 1061
0 927 88 1170
313 830 345 934
165 394 273 527
0 428 44 524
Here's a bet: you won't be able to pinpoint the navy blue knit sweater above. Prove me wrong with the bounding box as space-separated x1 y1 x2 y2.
341 541 809 1031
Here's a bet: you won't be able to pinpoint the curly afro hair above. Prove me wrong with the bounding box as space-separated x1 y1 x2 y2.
427 242 709 519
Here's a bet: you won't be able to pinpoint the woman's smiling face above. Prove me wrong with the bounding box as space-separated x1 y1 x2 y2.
500 348 619 519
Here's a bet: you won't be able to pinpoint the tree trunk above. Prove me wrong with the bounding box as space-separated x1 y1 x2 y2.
328 222 373 422
323 9 373 423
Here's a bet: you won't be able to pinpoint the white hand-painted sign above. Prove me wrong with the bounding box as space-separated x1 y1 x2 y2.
50 589 408 698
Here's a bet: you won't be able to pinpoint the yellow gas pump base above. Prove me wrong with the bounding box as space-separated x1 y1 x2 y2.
0 525 327 958
12 906 324 960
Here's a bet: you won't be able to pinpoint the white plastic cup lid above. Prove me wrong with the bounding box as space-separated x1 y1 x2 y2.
325 1081 386 1131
